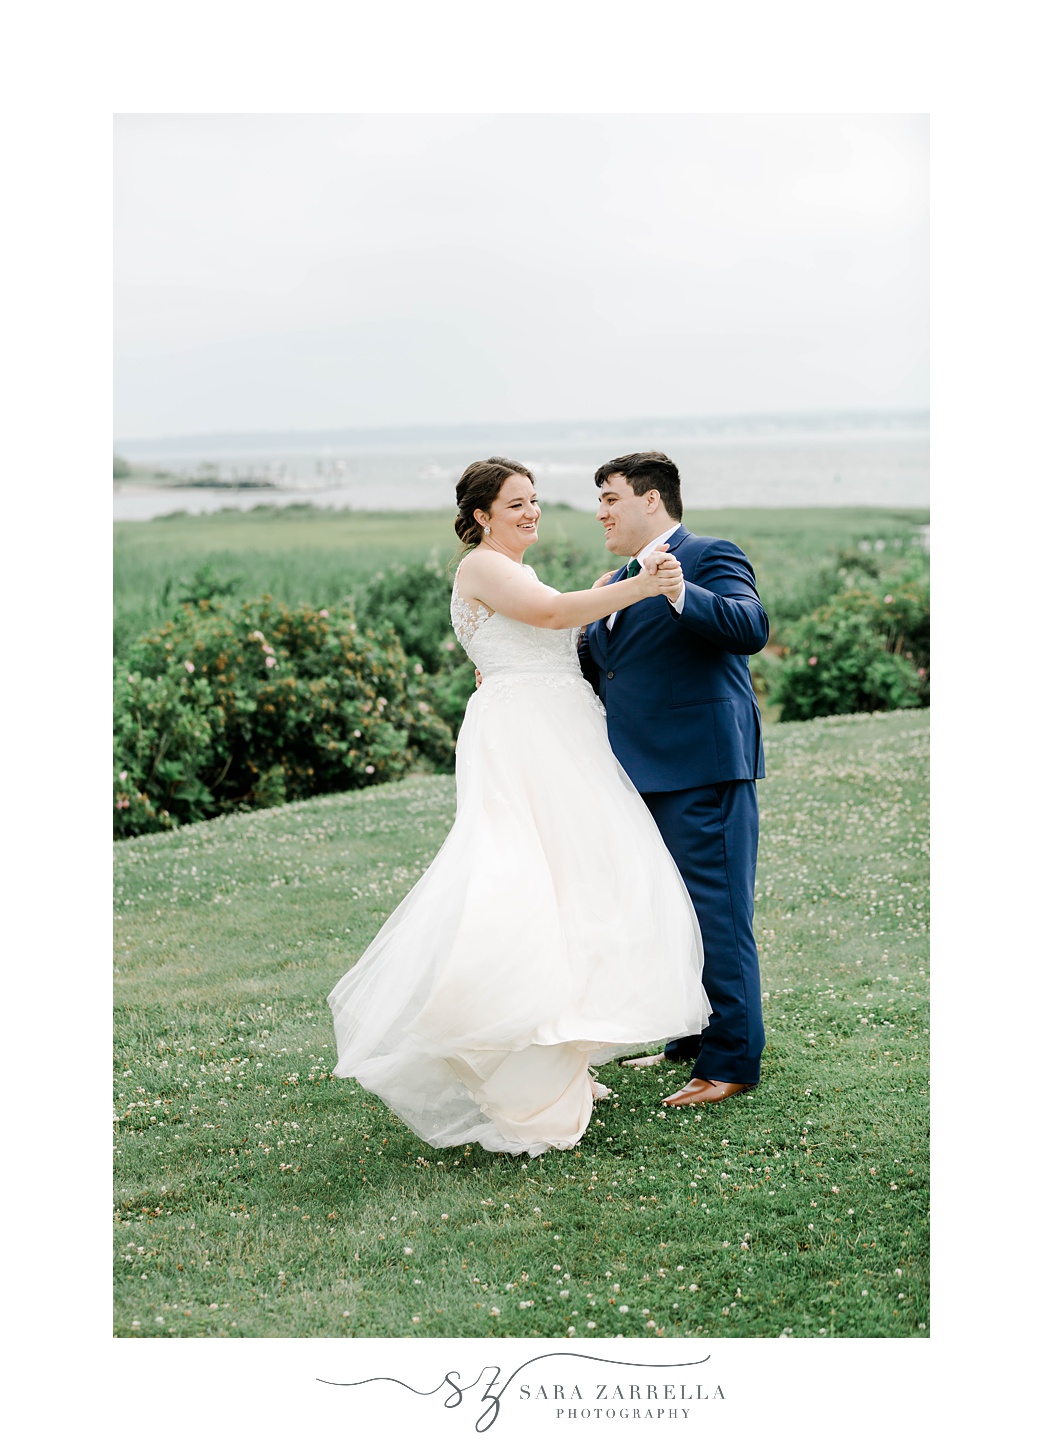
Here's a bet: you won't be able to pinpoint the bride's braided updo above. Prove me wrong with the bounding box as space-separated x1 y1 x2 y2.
454 457 535 549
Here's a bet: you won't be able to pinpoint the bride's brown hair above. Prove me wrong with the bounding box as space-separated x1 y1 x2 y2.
454 457 535 550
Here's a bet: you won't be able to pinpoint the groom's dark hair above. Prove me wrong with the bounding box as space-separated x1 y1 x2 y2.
594 451 683 521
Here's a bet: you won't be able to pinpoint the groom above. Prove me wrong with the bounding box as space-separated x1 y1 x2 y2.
578 452 769 1106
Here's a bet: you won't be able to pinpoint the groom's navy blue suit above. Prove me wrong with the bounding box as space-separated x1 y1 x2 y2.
579 524 769 1085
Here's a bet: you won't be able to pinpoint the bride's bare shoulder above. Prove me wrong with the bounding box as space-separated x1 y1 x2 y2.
456 549 527 595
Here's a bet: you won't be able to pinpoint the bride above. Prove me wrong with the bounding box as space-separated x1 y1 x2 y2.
328 457 709 1156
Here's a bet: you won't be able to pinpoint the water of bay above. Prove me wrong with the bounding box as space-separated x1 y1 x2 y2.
113 413 929 522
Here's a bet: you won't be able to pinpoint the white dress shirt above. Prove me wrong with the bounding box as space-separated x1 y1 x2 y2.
606 525 685 630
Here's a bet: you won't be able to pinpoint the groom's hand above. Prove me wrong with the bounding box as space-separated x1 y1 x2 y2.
643 551 684 603
592 571 615 589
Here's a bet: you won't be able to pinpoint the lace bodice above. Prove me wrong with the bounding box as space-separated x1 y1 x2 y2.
450 565 586 688
449 587 492 652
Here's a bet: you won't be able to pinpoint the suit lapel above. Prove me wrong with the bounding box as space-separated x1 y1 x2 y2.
608 562 638 639
588 563 628 663
607 563 629 636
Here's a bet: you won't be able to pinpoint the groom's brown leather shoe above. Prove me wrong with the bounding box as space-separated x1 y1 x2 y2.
662 1077 753 1107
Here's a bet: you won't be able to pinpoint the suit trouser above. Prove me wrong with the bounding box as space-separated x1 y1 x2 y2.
641 780 764 1085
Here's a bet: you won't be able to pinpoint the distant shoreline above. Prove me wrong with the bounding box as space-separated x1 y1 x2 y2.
114 408 929 459
114 418 929 522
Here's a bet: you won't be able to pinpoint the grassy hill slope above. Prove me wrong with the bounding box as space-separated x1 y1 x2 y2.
114 709 928 1338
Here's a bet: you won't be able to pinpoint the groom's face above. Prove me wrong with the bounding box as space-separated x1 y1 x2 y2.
596 473 661 558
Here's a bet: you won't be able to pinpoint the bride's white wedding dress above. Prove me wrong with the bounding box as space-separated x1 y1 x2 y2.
328 565 710 1156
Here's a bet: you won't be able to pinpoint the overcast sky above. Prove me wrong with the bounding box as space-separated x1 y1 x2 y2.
114 114 928 439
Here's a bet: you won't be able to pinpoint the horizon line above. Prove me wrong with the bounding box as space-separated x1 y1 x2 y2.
116 405 930 450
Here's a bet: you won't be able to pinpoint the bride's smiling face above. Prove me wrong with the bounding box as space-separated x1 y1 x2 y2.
476 474 541 554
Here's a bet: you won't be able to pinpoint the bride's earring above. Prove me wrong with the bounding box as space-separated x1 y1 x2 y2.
483 525 491 535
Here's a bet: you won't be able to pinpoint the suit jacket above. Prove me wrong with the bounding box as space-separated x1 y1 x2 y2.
578 524 769 793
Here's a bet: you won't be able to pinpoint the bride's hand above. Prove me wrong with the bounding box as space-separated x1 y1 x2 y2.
637 551 684 601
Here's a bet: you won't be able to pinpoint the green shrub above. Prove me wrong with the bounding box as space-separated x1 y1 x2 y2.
114 596 455 837
768 543 927 633
113 669 223 834
869 573 930 679
526 535 605 593
352 559 459 675
350 559 473 734
769 574 929 722
174 561 244 607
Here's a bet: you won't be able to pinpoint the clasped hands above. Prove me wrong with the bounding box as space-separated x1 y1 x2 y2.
593 549 683 603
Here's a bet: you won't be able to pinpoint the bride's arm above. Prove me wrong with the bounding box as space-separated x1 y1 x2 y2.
458 551 682 630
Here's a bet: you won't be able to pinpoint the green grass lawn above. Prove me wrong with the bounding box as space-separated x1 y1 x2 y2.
113 707 928 1339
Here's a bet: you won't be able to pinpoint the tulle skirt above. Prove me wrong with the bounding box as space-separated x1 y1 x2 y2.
328 670 709 1156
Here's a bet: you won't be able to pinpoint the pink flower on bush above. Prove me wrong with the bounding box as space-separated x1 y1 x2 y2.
115 797 130 810
918 667 926 677
364 765 376 775
266 656 277 668
808 656 818 666
319 609 329 618
119 770 128 781
184 660 195 673
884 595 894 604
